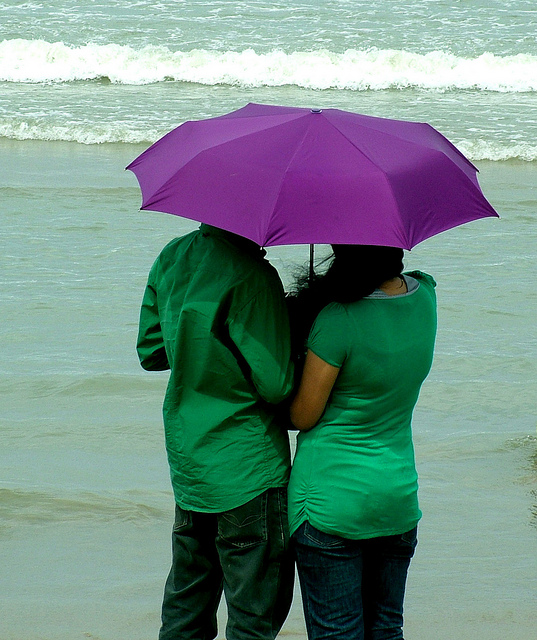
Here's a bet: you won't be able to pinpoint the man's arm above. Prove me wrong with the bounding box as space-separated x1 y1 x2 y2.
136 281 170 371
228 281 294 404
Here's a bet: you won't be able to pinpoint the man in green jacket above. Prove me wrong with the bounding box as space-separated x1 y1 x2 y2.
137 224 295 640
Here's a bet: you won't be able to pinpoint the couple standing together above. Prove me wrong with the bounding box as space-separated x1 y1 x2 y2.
137 223 437 640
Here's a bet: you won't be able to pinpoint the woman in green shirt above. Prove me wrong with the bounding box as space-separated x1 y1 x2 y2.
288 245 437 640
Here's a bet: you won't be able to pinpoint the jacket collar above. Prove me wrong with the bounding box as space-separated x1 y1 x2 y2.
199 224 266 258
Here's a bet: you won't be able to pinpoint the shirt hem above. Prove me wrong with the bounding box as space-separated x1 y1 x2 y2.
173 479 289 513
291 515 422 540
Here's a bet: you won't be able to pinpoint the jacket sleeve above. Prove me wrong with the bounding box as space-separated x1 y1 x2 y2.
136 277 170 372
228 277 294 405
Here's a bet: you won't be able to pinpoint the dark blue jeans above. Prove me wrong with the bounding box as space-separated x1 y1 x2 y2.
293 522 417 640
159 488 294 640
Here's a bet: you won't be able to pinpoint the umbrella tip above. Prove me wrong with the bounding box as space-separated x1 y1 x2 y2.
311 108 323 114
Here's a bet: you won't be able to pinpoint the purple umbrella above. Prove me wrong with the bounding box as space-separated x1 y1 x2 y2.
127 103 498 250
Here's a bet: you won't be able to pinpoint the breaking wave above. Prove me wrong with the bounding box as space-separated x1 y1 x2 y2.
0 119 162 145
2 117 536 161
2 39 537 92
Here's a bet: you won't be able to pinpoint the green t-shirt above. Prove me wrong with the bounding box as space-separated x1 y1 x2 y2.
288 271 437 539
137 225 294 512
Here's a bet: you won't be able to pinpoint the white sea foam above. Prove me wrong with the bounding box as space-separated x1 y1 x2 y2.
0 120 162 145
1 39 537 92
456 139 537 162
2 117 536 161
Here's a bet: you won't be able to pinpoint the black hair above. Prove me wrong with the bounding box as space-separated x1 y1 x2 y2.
287 244 404 365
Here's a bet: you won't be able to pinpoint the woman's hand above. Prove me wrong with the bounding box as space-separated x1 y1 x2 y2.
290 349 340 431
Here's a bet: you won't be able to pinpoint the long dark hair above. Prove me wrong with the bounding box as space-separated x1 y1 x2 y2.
287 244 404 364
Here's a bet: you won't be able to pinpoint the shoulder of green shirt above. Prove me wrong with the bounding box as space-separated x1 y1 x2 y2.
405 270 436 289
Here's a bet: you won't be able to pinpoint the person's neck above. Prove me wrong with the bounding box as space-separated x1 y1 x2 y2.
379 275 407 296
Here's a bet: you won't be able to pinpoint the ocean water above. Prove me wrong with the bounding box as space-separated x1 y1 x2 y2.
1 1 537 639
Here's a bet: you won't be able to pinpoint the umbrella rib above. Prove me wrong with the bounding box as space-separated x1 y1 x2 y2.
261 113 314 245
263 112 410 248
320 115 491 248
141 116 306 211
321 117 411 248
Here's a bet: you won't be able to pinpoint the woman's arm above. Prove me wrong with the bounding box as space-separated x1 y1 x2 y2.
290 349 340 431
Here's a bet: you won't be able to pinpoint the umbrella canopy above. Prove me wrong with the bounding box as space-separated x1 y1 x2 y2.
126 103 498 250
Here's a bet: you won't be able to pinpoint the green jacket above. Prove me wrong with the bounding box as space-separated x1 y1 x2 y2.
137 225 294 512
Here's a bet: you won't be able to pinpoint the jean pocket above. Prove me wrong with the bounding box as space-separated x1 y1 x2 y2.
386 526 418 558
172 504 192 532
400 526 418 549
218 491 268 548
302 522 346 549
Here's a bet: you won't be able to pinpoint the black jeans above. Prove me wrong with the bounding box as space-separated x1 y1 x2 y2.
159 488 294 640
